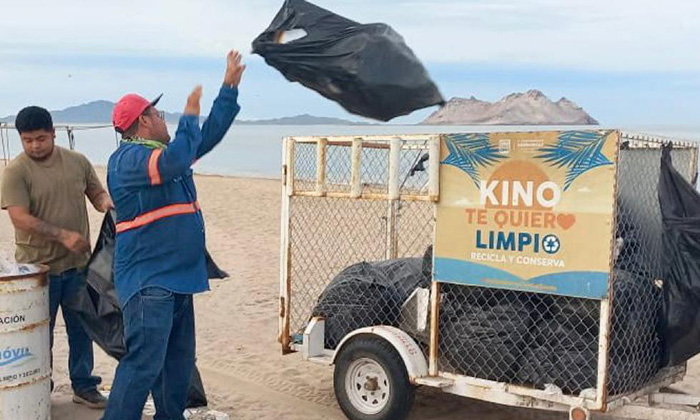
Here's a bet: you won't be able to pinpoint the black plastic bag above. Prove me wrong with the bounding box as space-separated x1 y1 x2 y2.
252 0 445 121
440 286 533 383
514 269 661 395
658 145 700 366
607 271 661 393
311 249 431 349
66 212 224 408
67 211 124 358
521 295 599 393
516 319 598 394
615 203 653 278
312 262 403 349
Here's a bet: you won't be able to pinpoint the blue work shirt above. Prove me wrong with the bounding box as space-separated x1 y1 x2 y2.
107 86 240 307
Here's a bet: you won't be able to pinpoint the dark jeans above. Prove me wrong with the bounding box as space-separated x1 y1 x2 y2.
49 268 101 393
101 287 195 420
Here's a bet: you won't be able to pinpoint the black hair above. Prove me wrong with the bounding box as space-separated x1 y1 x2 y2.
120 105 153 139
121 120 139 139
15 106 53 134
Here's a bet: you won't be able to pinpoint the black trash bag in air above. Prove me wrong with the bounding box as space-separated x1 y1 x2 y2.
658 144 700 366
66 212 226 408
252 0 445 121
311 249 431 349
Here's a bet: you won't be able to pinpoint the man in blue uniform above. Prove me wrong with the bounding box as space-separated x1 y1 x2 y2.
101 50 245 420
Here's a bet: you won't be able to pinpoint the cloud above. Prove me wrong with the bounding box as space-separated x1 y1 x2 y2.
1 0 699 71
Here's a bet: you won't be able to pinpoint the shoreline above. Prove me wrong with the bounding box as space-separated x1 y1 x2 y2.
91 164 282 182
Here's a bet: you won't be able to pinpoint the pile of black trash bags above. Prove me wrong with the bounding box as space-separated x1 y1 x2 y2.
312 248 661 395
512 270 661 395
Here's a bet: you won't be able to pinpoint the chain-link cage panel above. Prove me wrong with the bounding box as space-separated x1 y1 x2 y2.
607 143 697 396
292 142 317 193
438 283 601 394
360 146 390 195
289 197 434 350
398 142 431 196
325 144 352 193
396 200 435 258
289 196 388 340
286 137 436 355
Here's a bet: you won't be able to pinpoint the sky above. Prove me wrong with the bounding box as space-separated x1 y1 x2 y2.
1 0 699 125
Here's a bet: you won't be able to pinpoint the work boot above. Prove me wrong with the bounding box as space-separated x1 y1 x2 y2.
73 389 108 409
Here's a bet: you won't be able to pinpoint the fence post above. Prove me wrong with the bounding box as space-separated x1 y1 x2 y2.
279 137 294 353
316 138 327 196
429 281 441 376
594 298 611 410
284 137 295 196
351 138 362 198
67 127 75 150
429 136 441 201
386 138 401 259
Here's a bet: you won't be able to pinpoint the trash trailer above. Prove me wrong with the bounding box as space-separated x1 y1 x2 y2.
278 130 700 420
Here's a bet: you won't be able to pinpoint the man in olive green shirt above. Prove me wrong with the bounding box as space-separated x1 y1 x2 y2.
0 106 112 409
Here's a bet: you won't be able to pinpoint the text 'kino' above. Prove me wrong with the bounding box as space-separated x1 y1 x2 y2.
480 180 562 208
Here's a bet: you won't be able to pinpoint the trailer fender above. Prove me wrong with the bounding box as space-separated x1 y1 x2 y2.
332 326 428 382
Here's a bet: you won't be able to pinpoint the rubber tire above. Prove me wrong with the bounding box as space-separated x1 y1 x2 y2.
334 336 415 420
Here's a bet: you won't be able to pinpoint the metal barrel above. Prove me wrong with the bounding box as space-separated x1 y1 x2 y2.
0 265 51 420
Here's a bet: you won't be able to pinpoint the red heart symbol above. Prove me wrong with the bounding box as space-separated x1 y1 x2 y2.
557 214 576 230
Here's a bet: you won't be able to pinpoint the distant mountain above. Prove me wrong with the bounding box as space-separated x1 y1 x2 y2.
422 90 599 125
1 102 370 126
0 100 181 124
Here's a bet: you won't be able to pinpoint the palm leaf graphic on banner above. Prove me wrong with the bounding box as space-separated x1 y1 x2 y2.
442 133 504 186
536 131 613 190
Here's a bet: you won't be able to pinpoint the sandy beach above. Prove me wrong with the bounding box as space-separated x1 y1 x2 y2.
2 166 699 420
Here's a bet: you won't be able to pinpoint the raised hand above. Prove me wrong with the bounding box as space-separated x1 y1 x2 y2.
223 50 246 88
184 85 203 116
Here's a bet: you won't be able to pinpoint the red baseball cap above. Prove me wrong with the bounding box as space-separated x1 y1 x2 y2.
112 93 163 133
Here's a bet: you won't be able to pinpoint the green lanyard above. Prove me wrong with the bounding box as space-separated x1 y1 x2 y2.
122 137 167 150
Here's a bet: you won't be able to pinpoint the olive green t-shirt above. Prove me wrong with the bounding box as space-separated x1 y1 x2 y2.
0 146 104 274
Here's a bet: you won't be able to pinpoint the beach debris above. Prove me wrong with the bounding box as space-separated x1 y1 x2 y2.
184 408 230 420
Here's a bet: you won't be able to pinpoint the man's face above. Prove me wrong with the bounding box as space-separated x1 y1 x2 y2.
20 129 55 161
143 107 171 143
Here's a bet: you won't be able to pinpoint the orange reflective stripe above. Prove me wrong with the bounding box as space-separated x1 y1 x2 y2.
116 201 200 233
148 149 163 185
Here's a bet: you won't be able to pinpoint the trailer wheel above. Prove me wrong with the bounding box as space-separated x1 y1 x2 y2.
334 336 415 420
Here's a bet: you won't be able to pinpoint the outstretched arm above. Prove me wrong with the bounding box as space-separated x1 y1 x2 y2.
197 50 246 159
